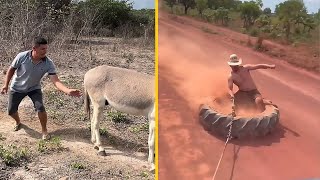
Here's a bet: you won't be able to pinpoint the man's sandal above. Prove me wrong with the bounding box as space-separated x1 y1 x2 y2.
13 123 22 131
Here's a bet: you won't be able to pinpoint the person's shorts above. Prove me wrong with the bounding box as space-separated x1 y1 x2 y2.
240 89 262 101
8 89 45 115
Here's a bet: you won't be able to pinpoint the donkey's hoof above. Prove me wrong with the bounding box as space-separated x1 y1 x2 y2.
94 146 99 150
149 164 155 173
149 167 155 173
97 150 107 156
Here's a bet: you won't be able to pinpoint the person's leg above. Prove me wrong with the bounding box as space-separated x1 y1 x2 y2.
28 89 49 139
8 91 27 131
253 90 265 112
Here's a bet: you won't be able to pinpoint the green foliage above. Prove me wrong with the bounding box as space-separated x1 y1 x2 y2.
72 0 154 38
163 0 318 45
71 162 86 170
196 0 208 16
314 9 320 24
0 145 28 167
179 0 196 14
249 27 259 36
240 1 262 29
263 7 271 15
75 0 132 31
37 136 64 153
129 123 149 133
207 0 239 10
164 0 176 12
215 7 231 26
275 0 309 42
107 111 128 123
255 0 263 8
202 8 215 22
255 14 272 33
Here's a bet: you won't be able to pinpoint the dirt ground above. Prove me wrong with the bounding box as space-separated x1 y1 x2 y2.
0 37 155 180
158 8 320 180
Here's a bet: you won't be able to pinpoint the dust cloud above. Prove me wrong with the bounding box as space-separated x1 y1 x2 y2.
159 24 259 117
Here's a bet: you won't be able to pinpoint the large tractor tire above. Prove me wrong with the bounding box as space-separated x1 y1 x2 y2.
198 91 280 139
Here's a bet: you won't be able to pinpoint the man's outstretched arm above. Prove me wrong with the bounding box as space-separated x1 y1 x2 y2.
244 64 276 70
49 74 81 97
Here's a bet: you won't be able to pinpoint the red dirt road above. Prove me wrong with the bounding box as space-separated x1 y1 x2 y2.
158 10 320 180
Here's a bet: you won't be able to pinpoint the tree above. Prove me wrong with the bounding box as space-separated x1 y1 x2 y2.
239 1 262 29
299 16 316 33
196 0 208 17
179 0 196 14
255 0 263 9
263 7 271 15
164 0 176 12
233 0 243 11
313 8 320 25
207 0 221 9
254 14 272 48
207 0 239 10
84 0 132 31
215 7 230 26
275 0 307 42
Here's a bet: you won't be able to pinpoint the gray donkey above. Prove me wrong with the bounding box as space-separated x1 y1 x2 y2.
84 65 155 171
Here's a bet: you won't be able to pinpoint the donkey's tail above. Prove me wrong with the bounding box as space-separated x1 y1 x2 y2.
84 87 91 120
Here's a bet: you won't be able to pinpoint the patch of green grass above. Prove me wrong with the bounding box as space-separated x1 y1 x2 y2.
107 111 128 123
70 162 85 170
129 123 149 133
0 144 29 166
37 136 64 153
99 128 108 135
140 171 149 178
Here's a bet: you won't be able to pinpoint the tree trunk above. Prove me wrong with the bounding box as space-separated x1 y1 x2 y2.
184 6 188 14
286 21 290 43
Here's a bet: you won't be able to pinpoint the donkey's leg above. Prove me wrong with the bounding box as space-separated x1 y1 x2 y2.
91 100 107 156
148 105 155 172
91 111 96 145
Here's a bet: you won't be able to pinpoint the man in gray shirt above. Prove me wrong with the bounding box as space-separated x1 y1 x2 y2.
1 37 81 140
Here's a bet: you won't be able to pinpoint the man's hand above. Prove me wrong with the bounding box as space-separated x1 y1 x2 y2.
67 89 82 97
1 86 8 94
230 94 234 102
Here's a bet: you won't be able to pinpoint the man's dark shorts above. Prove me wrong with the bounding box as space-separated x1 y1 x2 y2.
240 89 262 101
8 89 45 115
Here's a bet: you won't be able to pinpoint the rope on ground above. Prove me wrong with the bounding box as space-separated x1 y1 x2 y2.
211 98 236 180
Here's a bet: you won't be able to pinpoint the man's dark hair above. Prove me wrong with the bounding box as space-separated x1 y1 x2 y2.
33 37 48 47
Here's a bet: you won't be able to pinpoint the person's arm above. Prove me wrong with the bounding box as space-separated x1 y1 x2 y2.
1 53 22 94
4 67 16 86
1 67 16 94
49 74 81 97
228 75 234 99
47 60 81 97
244 64 276 70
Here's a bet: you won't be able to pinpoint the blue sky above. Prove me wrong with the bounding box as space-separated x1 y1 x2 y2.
129 0 155 9
241 0 320 14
